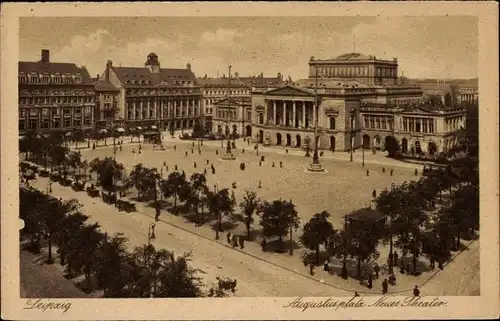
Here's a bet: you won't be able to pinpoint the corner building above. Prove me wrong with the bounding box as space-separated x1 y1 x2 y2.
251 52 466 155
99 53 202 132
18 49 95 136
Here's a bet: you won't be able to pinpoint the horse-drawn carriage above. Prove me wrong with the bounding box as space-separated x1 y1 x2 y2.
216 277 237 293
115 199 137 212
39 168 50 177
59 176 73 187
86 185 100 198
422 163 447 177
101 191 117 205
72 181 85 192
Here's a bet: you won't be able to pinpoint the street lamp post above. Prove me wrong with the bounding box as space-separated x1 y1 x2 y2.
222 65 235 160
148 223 156 246
307 66 324 172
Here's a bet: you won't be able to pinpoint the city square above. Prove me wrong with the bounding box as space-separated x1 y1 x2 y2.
14 14 481 301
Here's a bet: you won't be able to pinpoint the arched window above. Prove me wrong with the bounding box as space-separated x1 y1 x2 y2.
258 113 264 124
329 117 336 130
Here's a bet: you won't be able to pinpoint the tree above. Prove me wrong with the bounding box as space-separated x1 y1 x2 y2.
206 188 234 239
391 181 429 274
259 199 300 252
56 211 89 266
90 157 126 191
161 172 188 214
345 224 380 277
20 188 46 252
183 173 208 223
375 187 403 260
326 228 350 279
423 94 444 105
300 211 336 265
94 233 129 297
128 164 160 201
191 120 204 138
66 151 82 181
239 190 261 240
155 252 204 298
384 136 400 158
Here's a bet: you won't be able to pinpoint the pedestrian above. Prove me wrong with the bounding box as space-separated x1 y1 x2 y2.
323 260 329 272
406 263 412 275
258 180 262 188
394 252 399 266
166 166 169 172
261 238 267 251
382 279 388 295
192 142 195 148
390 169 394 176
155 206 160 222
388 273 397 285
206 159 209 165
119 145 122 152
286 149 288 154
272 162 275 168
368 273 373 289
198 148 201 155
309 263 315 276
415 168 418 176
163 161 167 167
138 150 142 154
212 167 216 174
400 261 405 274
279 161 283 168
227 232 232 244
48 182 53 193
242 148 245 154
216 149 219 155
175 164 178 171
174 145 176 151
354 292 360 297
191 148 194 154
232 181 236 189
430 258 435 270
438 260 444 270
372 189 376 198
239 237 245 249
185 151 188 156
182 170 186 177
366 169 370 176
194 161 197 169
388 252 394 268
232 235 238 248
374 264 380 279
204 168 207 175
382 167 385 173
259 161 262 167
413 285 420 297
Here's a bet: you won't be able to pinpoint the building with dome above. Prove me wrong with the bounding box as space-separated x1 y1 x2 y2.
250 53 466 156
97 53 203 134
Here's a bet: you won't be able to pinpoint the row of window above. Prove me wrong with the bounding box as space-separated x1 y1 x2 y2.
19 118 92 131
19 74 83 85
388 98 421 105
20 96 94 105
19 106 93 118
317 65 396 78
126 107 198 120
364 116 394 130
204 90 249 96
445 117 464 131
126 101 200 110
19 88 94 95
126 89 198 95
125 79 195 86
402 117 435 133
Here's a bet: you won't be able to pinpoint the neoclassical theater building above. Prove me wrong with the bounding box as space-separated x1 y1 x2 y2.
250 53 466 155
98 53 203 132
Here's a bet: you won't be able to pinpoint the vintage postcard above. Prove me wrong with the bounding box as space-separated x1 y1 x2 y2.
1 1 498 320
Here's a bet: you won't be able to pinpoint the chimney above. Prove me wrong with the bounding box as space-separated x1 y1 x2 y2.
96 74 100 79
235 72 239 78
277 72 282 80
187 63 191 71
105 60 113 81
40 49 50 63
204 74 207 79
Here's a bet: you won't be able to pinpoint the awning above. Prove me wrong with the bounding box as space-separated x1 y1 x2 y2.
99 129 108 134
115 127 126 133
150 125 158 130
136 126 143 131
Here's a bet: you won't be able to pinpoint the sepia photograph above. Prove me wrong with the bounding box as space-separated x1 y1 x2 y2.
1 2 498 320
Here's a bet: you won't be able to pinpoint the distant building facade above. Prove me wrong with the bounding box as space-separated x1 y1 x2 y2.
198 72 284 133
212 97 253 137
251 52 466 155
93 77 121 133
99 53 203 133
18 49 95 136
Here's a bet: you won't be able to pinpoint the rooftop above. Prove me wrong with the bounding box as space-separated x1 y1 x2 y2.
18 61 93 84
94 79 119 91
310 52 397 62
112 66 197 87
345 208 387 224
197 77 247 87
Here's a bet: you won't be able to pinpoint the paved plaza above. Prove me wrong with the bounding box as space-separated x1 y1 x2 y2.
21 134 478 297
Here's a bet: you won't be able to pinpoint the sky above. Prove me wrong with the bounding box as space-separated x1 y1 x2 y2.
19 16 478 80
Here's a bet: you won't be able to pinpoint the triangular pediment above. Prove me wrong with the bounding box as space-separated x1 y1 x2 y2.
265 85 313 96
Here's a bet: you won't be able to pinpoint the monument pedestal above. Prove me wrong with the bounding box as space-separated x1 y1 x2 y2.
307 163 325 172
222 153 236 160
